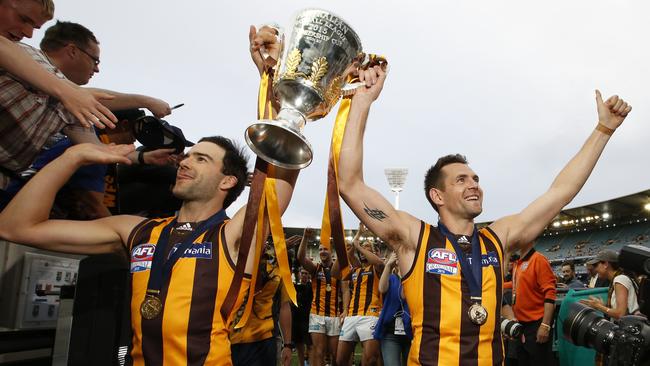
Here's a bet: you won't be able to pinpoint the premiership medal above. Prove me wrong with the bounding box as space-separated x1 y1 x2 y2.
468 302 488 325
138 211 228 322
326 284 332 292
438 222 490 327
140 293 163 320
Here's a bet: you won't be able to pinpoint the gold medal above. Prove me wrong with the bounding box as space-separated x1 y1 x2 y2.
468 303 488 326
140 293 163 320
326 284 332 292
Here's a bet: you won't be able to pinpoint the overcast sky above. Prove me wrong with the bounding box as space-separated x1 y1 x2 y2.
25 0 650 228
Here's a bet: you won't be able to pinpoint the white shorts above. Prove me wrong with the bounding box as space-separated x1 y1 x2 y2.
308 313 341 337
339 315 379 342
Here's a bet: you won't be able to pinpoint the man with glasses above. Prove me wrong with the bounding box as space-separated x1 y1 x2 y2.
0 0 117 128
0 21 175 217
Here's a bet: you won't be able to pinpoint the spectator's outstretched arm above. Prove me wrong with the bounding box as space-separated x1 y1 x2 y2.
378 252 397 294
337 67 421 264
65 126 176 166
0 143 145 254
85 88 172 118
0 37 117 128
491 91 632 252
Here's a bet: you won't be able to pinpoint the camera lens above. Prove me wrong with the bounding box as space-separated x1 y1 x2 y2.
564 302 617 354
500 318 523 338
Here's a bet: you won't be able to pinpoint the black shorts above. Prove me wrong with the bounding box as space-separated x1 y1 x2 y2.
231 337 277 366
292 316 312 345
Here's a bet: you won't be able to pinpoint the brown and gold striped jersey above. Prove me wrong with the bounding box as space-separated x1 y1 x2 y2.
402 222 505 366
347 265 382 317
310 264 342 317
230 246 288 344
127 217 248 366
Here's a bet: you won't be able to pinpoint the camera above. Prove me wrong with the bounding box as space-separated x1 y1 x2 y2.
500 317 523 338
563 244 650 366
564 303 650 366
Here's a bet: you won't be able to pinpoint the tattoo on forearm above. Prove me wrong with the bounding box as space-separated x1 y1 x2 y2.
363 202 388 221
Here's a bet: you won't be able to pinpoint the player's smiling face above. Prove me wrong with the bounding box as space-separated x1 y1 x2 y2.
437 163 483 219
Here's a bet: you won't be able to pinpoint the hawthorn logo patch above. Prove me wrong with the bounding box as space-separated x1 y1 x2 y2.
426 249 458 275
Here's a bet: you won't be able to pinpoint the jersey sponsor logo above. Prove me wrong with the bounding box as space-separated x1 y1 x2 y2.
467 251 500 267
426 249 459 275
483 251 500 267
130 243 155 273
168 242 213 259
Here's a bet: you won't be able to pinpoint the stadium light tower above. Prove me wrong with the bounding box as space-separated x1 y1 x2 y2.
384 168 408 209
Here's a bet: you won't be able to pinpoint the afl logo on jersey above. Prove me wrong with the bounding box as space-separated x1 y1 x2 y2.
130 244 156 273
426 249 459 275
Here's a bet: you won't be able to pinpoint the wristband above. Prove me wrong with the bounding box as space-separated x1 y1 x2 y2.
283 342 295 350
138 150 146 165
595 123 615 136
539 323 551 330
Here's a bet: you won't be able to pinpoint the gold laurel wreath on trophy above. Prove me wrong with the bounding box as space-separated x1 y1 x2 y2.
275 48 329 88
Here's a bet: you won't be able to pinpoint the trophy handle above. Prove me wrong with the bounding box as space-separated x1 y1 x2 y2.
341 54 388 97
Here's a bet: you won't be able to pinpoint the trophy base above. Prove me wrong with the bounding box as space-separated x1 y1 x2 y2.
245 120 313 170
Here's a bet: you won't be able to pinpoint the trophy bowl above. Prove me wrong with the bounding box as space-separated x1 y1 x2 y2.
245 9 365 169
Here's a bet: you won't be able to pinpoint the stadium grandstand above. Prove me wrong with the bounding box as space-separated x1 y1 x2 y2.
536 189 650 274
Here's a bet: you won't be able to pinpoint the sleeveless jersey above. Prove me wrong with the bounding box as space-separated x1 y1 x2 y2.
127 217 249 366
402 222 505 366
310 264 342 317
347 265 382 317
230 245 286 344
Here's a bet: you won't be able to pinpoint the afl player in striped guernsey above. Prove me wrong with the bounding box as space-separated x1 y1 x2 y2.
297 227 343 366
333 223 384 366
336 65 632 365
0 138 299 366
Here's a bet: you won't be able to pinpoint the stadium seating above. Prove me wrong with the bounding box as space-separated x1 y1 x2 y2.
537 219 650 262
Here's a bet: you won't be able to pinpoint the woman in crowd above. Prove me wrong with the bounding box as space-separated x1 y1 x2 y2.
373 252 412 366
581 249 640 319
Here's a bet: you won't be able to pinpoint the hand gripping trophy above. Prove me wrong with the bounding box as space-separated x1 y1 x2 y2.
245 9 385 169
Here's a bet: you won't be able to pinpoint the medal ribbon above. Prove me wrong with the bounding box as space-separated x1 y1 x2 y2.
145 210 228 303
437 221 483 303
229 69 298 329
235 182 268 328
264 168 297 305
319 98 352 280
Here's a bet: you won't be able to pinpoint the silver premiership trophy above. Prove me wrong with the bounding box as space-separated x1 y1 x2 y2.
245 9 382 169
